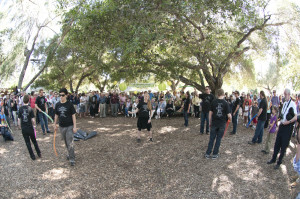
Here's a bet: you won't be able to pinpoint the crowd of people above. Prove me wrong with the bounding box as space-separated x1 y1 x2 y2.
0 87 300 178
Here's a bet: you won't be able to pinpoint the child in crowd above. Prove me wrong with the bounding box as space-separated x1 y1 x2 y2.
243 101 250 126
0 106 14 142
18 95 41 160
125 99 131 117
261 106 278 154
251 101 259 129
131 99 138 118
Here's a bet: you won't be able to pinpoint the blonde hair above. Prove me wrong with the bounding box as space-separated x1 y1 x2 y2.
144 93 152 111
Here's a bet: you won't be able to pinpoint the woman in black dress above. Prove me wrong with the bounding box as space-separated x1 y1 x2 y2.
130 93 153 143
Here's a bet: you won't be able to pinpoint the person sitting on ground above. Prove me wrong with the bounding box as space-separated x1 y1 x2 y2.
174 97 182 112
156 98 166 119
166 99 174 117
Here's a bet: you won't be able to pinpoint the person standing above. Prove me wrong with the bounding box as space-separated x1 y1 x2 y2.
230 91 241 135
35 89 51 135
130 93 153 143
267 88 297 169
205 89 231 159
271 90 280 108
110 92 119 117
18 95 41 160
54 88 77 166
261 106 278 154
248 91 268 144
199 86 214 135
181 92 191 127
98 93 107 118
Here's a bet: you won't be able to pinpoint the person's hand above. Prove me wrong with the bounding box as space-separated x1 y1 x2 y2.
73 127 77 133
282 121 290 126
148 119 151 124
54 124 58 131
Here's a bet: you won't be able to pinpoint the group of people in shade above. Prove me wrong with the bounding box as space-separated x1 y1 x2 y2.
0 87 300 173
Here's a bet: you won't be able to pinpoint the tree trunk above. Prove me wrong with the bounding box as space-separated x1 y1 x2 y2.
18 26 42 90
22 21 73 91
69 79 74 93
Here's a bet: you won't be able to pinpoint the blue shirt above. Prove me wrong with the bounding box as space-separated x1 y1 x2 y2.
149 93 154 100
99 96 106 104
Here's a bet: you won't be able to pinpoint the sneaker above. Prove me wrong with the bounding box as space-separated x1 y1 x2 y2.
38 153 42 158
47 131 52 134
70 161 75 166
267 160 276 164
205 154 210 159
206 132 209 135
149 138 153 142
248 141 255 145
31 155 36 160
261 150 269 154
274 164 280 170
66 155 70 161
212 154 219 160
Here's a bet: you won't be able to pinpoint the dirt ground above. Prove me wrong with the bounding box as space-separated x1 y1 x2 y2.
0 116 299 199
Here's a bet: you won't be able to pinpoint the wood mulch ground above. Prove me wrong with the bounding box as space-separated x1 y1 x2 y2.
0 116 299 199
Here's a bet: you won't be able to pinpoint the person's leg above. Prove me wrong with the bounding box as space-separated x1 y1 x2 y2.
277 126 293 165
206 126 217 155
43 113 49 132
205 113 209 133
12 111 17 126
252 120 264 143
103 104 106 117
258 121 266 143
183 110 188 126
137 129 141 140
264 133 271 152
200 112 205 134
29 132 41 155
213 126 225 155
22 133 35 159
38 112 45 133
65 126 75 163
270 131 283 162
232 114 238 134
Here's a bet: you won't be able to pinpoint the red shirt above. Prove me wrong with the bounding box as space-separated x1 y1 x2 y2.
29 97 36 108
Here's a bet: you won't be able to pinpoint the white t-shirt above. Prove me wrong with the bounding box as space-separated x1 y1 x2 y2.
80 96 87 105
281 98 297 123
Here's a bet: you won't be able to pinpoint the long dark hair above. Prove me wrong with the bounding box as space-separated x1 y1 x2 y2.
260 91 266 98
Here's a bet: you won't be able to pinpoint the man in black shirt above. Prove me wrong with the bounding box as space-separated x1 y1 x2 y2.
248 91 267 145
205 89 231 159
199 86 215 134
230 91 241 135
54 88 77 166
35 89 51 135
18 95 41 160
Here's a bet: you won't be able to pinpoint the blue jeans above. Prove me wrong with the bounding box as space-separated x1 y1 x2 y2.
252 120 265 143
200 112 209 133
183 110 189 127
232 113 238 134
206 125 225 155
38 112 49 133
125 107 129 115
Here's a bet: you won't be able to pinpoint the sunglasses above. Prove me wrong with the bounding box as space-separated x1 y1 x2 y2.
60 94 66 97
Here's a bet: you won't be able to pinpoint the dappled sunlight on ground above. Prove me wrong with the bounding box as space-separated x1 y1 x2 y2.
0 117 298 198
41 167 70 181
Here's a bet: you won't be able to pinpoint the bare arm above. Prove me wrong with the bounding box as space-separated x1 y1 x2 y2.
72 114 77 133
257 108 263 118
209 111 213 126
233 105 240 116
227 113 232 122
